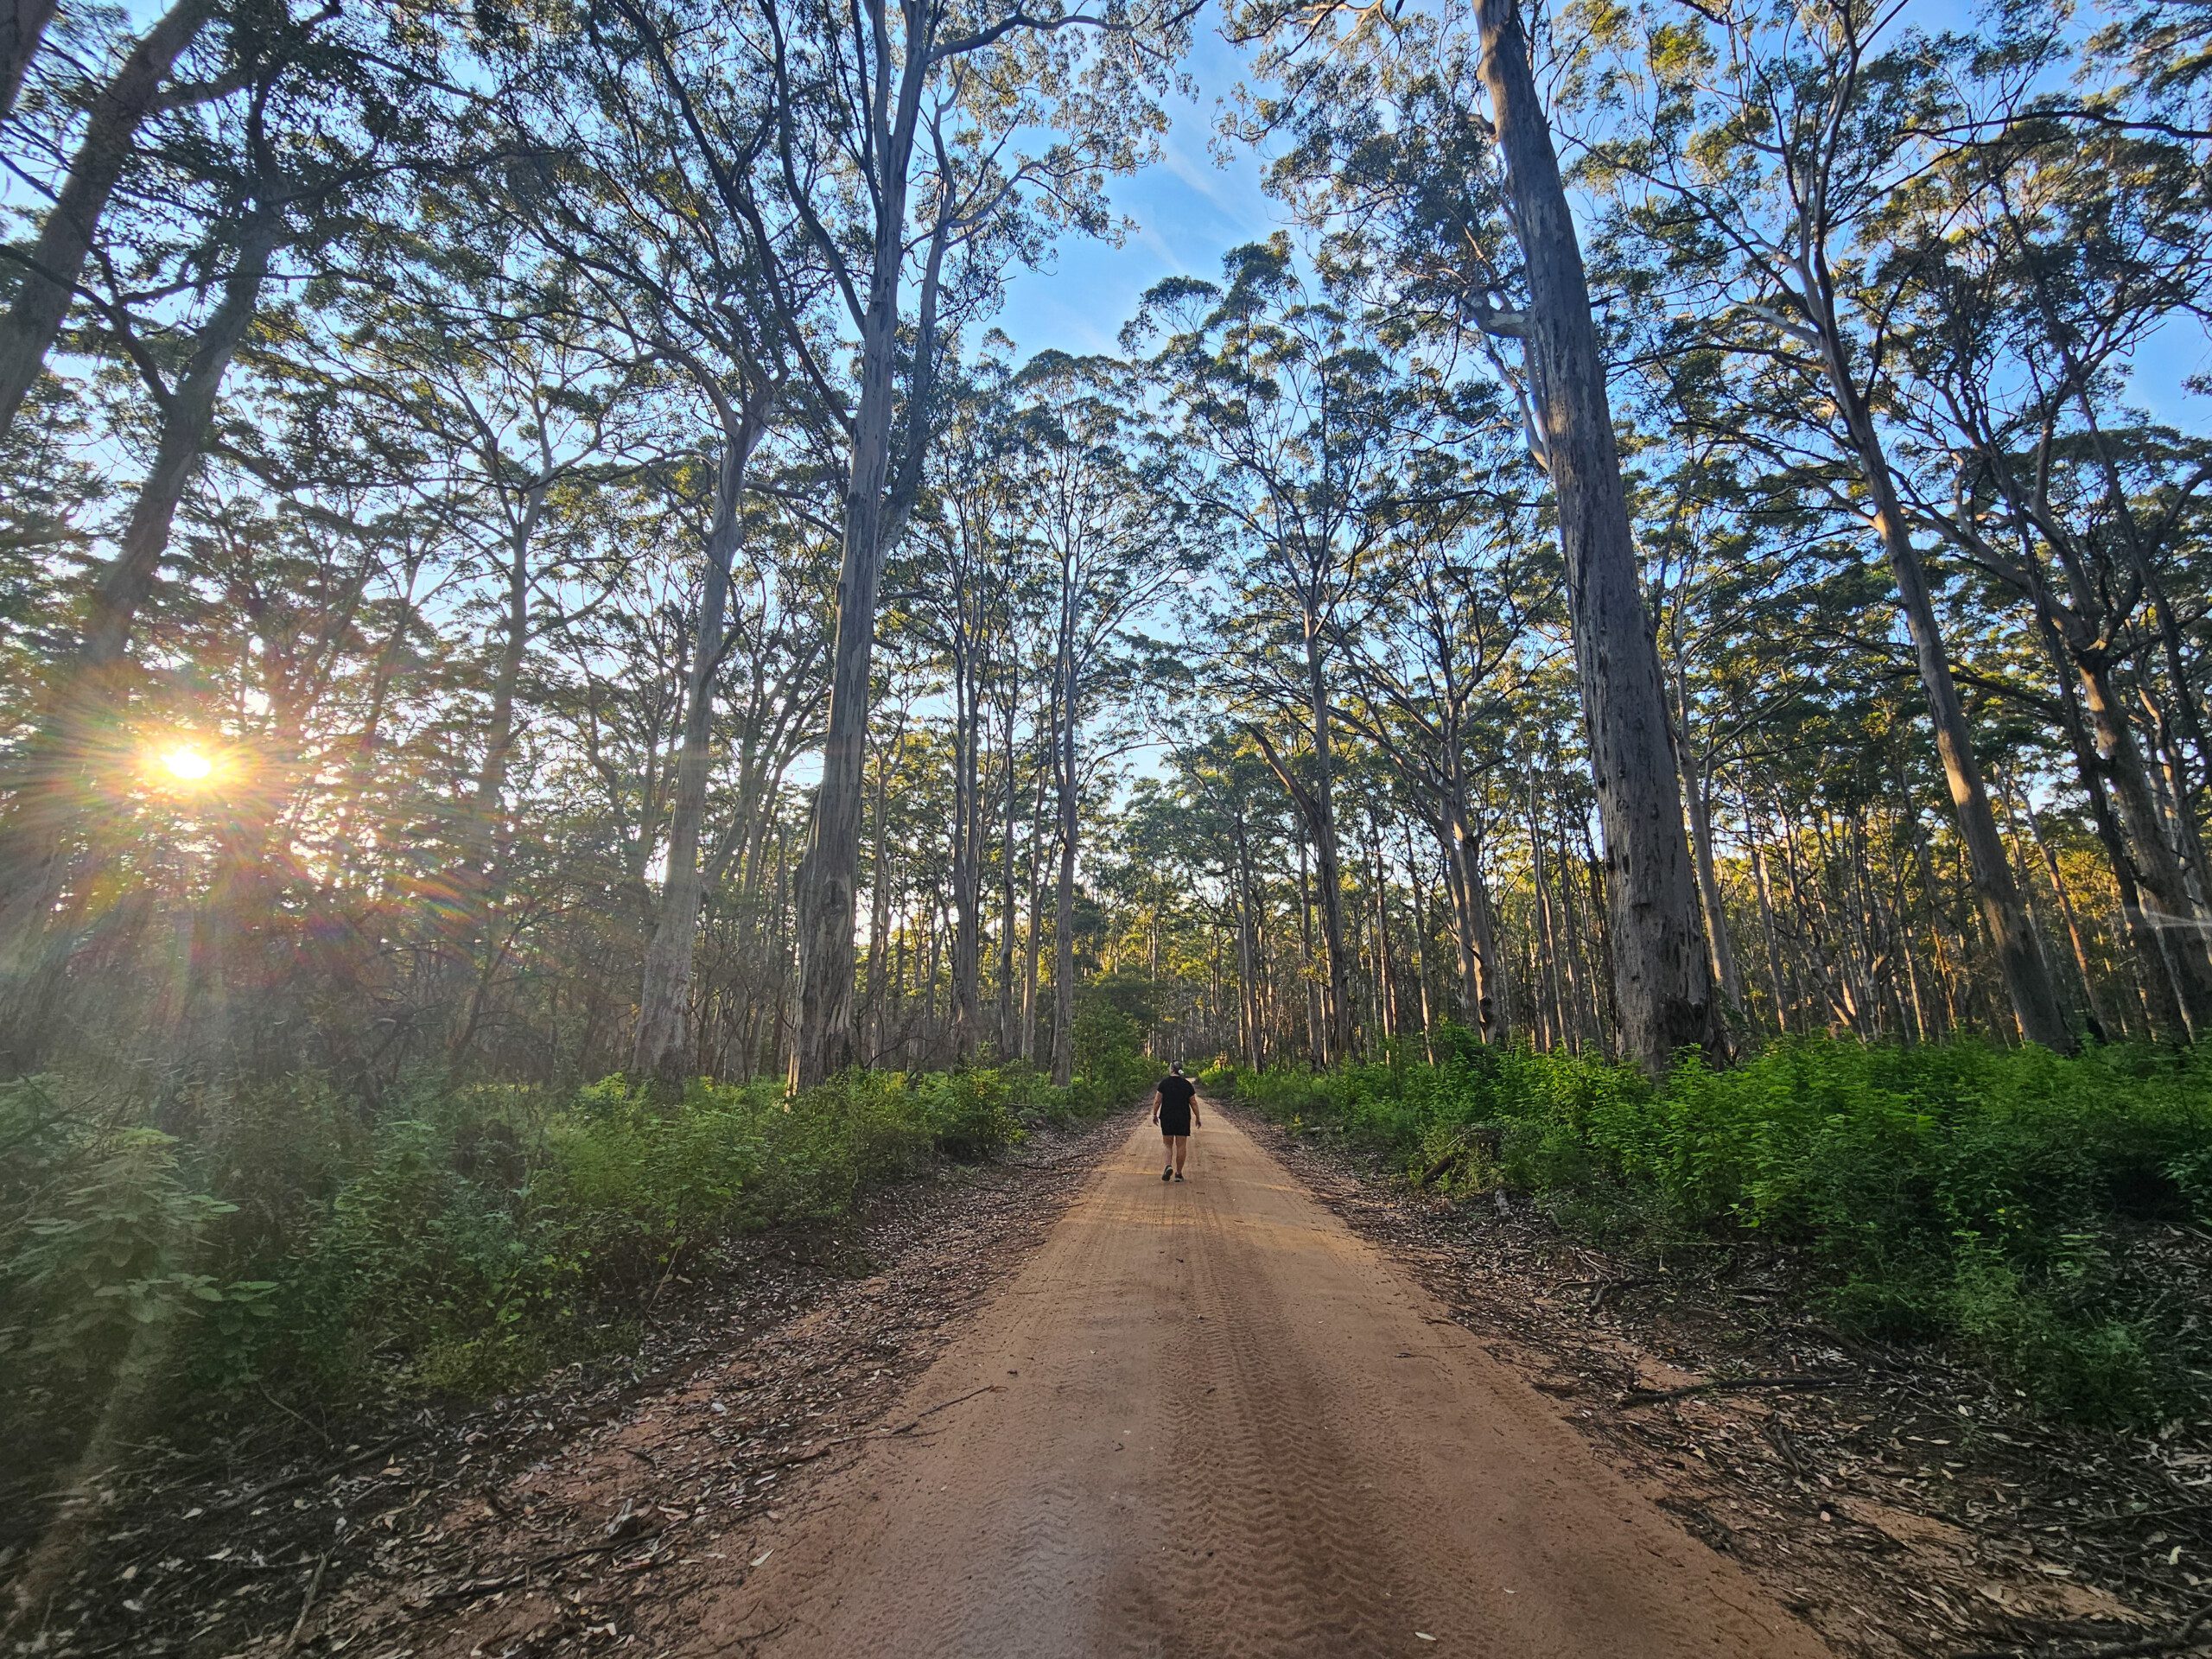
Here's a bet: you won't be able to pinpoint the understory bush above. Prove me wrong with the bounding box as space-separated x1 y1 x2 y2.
1 1035 1147 1468
1233 1034 2212 1422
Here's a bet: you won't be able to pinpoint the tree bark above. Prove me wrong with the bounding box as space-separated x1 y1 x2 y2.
788 315 896 1085
1049 656 1079 1089
949 649 982 1063
1744 798 1792 1035
633 405 764 1087
2030 612 2193 1039
1788 271 2075 1049
1673 671 1744 1015
1471 0 1722 1073
995 700 1020 1055
0 0 57 121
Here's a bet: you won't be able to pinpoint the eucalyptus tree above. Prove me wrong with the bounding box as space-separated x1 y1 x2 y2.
0 0 402 448
301 273 654 1038
0 0 56 121
1592 0 2076 1049
1009 350 1195 1084
892 348 1029 1062
775 0 1199 1090
1129 238 1414 1063
1322 439 1546 1045
0 3 439 1063
485 0 836 1084
1160 734 1289 1066
1869 103 2212 1030
1233 0 1726 1072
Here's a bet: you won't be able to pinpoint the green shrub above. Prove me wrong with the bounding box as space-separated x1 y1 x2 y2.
2 1019 1161 1453
1229 1036 2212 1422
1067 1001 1154 1116
0 997 1166 1465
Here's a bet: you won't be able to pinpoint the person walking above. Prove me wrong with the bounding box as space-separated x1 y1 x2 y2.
1153 1062 1199 1181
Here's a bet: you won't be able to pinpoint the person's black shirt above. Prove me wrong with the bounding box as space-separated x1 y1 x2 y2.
1156 1074 1196 1111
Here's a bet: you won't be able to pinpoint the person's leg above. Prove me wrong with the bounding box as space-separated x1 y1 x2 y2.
1172 1135 1188 1175
1161 1135 1173 1179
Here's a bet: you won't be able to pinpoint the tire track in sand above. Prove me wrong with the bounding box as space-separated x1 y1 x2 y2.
678 1104 1834 1659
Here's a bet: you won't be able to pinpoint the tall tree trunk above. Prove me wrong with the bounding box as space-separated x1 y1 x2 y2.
2011 776 2112 1041
995 694 1020 1054
949 655 982 1062
866 723 899 1061
1525 781 1567 1050
1020 756 1048 1062
1744 799 1791 1035
1302 623 1356 1058
467 485 547 854
2070 658 2212 1035
444 483 548 1059
1233 810 1264 1069
1370 838 1399 1043
2033 614 2193 1039
1440 778 1501 1040
1049 660 1079 1089
1797 314 2074 1049
1675 708 1744 1015
0 0 57 121
1472 0 1721 1072
633 410 761 1086
1402 823 1439 1062
0 0 215 446
1295 833 1324 1066
789 209 916 1088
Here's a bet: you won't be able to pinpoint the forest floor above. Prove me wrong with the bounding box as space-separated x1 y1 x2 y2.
10 1098 2210 1658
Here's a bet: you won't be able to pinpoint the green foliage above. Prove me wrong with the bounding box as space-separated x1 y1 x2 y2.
0 1092 275 1383
1067 999 1156 1116
1235 1037 2212 1422
2 1014 1154 1465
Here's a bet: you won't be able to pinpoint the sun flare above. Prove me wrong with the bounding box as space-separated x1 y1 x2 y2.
156 745 217 785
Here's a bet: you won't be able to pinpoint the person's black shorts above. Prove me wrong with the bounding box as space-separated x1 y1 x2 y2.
1158 1105 1192 1137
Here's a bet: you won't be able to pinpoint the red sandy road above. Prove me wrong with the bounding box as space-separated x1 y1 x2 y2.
681 1104 1834 1658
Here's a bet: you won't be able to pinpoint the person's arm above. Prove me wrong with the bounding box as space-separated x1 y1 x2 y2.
1192 1090 1201 1130
1152 1087 1161 1123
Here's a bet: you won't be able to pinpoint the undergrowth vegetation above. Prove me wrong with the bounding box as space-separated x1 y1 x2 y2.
1217 1035 2212 1423
0 1006 1153 1481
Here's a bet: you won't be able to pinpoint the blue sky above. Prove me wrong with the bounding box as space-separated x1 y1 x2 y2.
992 17 2212 418
995 32 1281 361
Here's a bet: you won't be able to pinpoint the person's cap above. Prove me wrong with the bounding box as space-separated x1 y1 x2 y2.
1170 1062 1184 1073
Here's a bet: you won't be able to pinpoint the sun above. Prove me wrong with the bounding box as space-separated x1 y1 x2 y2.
156 745 218 785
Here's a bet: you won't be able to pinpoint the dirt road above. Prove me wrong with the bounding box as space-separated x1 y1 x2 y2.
689 1104 1831 1658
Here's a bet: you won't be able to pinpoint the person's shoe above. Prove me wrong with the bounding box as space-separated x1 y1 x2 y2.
1173 1172 1185 1181
1162 1166 1173 1181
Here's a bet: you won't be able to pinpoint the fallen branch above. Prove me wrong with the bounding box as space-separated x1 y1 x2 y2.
276 1553 328 1656
216 1432 425 1512
1618 1370 1884 1408
1588 1276 1662 1313
1416 1124 1503 1189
